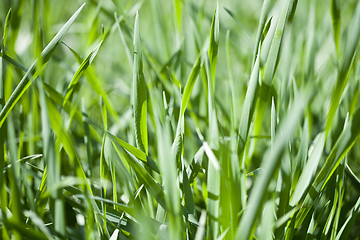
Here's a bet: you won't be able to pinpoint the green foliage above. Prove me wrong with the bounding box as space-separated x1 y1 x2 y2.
1 0 360 239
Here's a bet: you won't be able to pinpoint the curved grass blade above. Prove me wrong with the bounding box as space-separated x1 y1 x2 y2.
110 137 166 209
133 12 148 154
0 3 86 128
171 56 201 160
63 37 104 107
107 132 159 173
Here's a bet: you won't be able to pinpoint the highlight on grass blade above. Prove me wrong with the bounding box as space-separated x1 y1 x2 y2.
0 3 86 128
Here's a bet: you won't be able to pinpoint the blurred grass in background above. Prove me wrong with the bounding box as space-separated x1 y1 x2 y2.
1 0 360 239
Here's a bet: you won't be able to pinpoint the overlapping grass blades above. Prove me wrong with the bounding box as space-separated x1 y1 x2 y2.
1 0 360 239
0 3 85 128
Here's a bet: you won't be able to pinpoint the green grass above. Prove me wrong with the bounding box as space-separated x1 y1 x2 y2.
1 0 360 239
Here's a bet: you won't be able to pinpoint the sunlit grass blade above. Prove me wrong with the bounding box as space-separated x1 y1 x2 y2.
107 132 159 173
0 3 85 128
109 136 167 209
174 0 182 38
63 37 104 107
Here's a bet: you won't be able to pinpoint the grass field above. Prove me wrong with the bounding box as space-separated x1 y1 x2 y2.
1 0 360 239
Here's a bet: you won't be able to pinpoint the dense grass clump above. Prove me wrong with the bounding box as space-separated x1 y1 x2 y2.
1 0 360 239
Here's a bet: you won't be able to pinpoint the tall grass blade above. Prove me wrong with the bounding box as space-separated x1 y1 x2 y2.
325 0 360 136
132 12 148 154
0 3 85 128
237 90 308 240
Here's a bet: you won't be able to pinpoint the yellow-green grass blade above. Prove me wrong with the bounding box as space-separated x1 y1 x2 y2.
107 132 159 173
63 38 104 107
0 52 102 144
62 40 119 123
110 136 167 209
174 0 182 38
295 106 360 228
0 3 86 128
132 12 148 154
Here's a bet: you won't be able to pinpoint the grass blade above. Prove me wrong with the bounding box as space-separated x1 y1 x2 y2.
0 3 86 128
325 0 360 136
237 90 308 240
63 37 104 107
295 107 360 228
132 12 148 154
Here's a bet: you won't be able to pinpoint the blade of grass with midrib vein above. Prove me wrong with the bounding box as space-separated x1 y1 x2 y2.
133 12 148 154
0 3 86 128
